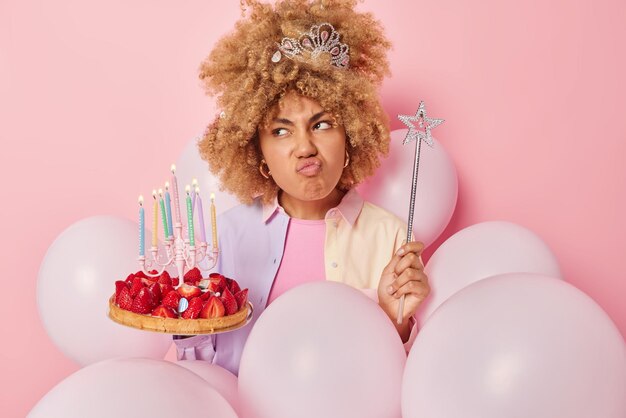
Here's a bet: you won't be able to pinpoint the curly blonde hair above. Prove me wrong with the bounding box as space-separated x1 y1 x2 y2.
198 0 392 204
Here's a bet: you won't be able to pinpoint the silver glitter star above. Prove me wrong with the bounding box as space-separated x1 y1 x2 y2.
397 101 444 147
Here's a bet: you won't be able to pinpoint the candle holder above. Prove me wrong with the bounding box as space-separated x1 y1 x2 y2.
137 221 218 288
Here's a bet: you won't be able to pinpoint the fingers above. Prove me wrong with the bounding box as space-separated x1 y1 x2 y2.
387 270 430 299
403 279 429 299
394 241 425 258
381 241 425 285
393 246 424 276
381 248 404 277
393 253 423 277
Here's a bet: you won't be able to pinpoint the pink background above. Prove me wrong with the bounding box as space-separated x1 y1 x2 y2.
1 0 625 415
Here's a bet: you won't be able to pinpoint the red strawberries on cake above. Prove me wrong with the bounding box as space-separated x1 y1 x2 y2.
112 268 248 320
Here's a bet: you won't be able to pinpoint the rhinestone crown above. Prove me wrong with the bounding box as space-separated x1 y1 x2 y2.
272 23 350 69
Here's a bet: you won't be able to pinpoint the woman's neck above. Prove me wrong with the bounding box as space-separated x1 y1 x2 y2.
279 189 345 220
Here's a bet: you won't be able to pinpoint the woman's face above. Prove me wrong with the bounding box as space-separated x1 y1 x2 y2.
258 92 347 203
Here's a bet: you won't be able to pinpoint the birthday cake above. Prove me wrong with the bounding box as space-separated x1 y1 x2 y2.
108 267 250 335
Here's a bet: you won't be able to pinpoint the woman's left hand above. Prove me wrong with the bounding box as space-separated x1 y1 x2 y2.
377 241 430 326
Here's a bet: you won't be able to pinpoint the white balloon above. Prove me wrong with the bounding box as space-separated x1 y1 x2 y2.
417 221 562 327
177 360 240 414
37 216 171 366
357 129 458 248
175 135 242 216
29 358 238 418
239 282 405 418
403 273 626 418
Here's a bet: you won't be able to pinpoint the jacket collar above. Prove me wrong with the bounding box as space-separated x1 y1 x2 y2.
262 188 364 226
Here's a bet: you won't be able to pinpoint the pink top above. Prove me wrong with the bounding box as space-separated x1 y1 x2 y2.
267 218 326 304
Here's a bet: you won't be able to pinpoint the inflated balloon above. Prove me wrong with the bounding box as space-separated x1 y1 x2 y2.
37 216 171 365
416 221 562 327
239 282 406 418
29 358 238 417
175 135 242 216
177 360 239 414
357 128 457 248
403 273 626 418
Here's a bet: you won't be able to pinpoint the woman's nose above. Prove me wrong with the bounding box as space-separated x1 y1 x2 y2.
293 131 317 158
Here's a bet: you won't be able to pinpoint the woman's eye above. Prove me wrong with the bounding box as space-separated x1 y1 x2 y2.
272 128 289 137
314 121 333 130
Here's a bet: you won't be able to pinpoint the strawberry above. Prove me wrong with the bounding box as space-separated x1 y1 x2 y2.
115 280 128 299
129 276 145 297
228 278 241 295
151 305 177 318
162 290 181 310
141 277 157 286
224 277 233 288
184 267 202 285
171 277 180 287
220 288 238 315
207 273 227 294
148 282 162 305
181 297 203 319
235 289 249 310
157 270 172 286
130 288 154 314
200 295 225 319
178 283 202 299
190 296 204 307
125 273 135 284
116 286 133 310
159 283 174 298
200 290 211 301
134 270 147 279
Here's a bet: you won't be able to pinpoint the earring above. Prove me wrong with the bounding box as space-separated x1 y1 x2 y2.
259 159 271 179
343 150 350 168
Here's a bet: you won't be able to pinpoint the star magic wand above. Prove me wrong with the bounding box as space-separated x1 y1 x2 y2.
396 101 444 325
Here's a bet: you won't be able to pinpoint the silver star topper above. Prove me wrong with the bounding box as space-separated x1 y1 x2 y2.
397 101 444 147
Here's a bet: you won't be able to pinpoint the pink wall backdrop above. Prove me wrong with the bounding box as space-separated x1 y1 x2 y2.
1 0 624 416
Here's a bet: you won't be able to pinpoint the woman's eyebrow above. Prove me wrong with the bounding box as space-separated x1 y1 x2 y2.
271 111 327 126
308 111 327 123
272 117 294 126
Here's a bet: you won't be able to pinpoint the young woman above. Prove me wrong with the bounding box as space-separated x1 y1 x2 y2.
175 0 430 376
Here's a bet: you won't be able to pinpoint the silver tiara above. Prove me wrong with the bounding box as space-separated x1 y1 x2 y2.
271 23 350 69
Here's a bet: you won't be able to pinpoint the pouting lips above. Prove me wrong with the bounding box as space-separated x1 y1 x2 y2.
296 158 322 175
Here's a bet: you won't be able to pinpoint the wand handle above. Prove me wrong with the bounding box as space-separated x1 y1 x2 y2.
397 136 423 325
